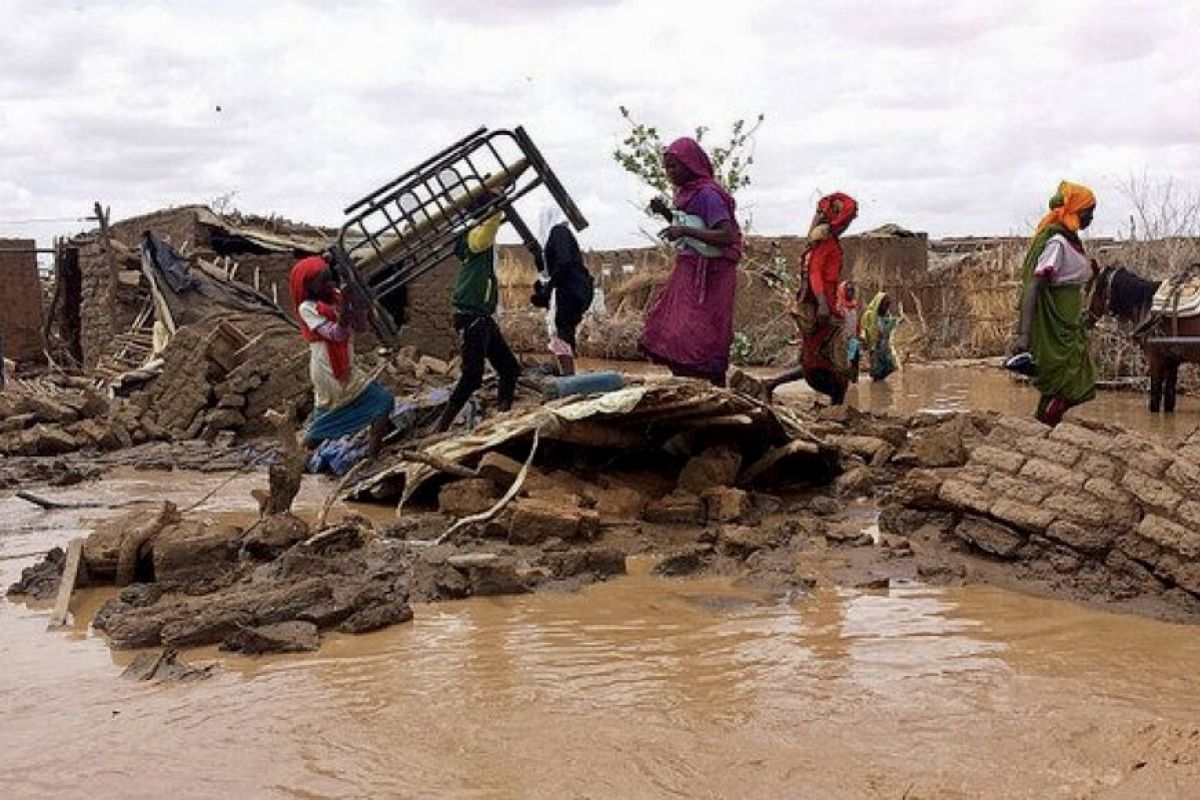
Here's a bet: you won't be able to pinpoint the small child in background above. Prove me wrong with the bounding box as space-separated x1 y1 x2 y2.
862 292 901 382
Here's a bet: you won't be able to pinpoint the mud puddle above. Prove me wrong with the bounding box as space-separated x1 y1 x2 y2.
5 544 1200 798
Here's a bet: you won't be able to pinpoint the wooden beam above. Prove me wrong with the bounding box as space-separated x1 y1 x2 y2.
48 538 84 629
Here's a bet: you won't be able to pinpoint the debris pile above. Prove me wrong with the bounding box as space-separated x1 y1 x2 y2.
0 376 166 462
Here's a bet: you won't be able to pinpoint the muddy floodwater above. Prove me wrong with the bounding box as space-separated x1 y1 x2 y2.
4 365 1200 799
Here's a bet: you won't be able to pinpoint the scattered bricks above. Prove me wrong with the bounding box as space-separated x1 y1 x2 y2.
989 497 1056 533
1049 421 1117 454
834 466 874 497
889 469 945 509
478 452 523 488
718 525 782 558
1166 458 1200 493
643 492 704 525
677 447 742 494
151 520 242 584
216 394 247 409
27 425 78 455
0 412 36 435
508 498 589 544
1121 470 1183 515
1135 515 1200 560
833 435 892 464
1045 519 1116 555
971 445 1026 475
937 479 993 516
986 473 1051 505
954 515 1025 558
1019 458 1086 490
906 418 968 467
1042 492 1113 528
1079 453 1122 483
204 408 247 431
702 486 750 523
437 478 498 517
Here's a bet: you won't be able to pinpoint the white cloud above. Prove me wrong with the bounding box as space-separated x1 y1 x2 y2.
0 0 1197 249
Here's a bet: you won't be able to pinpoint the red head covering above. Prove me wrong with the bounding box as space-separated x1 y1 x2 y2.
290 255 351 383
817 192 858 237
664 137 742 260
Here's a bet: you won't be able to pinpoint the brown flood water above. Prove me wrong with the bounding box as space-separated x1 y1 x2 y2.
3 365 1200 799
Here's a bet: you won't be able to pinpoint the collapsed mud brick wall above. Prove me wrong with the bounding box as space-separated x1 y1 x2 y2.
889 414 1200 611
72 206 318 370
133 317 311 440
0 238 44 363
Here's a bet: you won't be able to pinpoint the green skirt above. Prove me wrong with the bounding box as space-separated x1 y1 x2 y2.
1031 283 1096 405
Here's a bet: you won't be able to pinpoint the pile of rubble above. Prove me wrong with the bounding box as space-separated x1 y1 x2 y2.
0 377 165 460
884 413 1200 618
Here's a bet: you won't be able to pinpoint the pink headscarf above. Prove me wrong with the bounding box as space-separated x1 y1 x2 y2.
664 137 742 259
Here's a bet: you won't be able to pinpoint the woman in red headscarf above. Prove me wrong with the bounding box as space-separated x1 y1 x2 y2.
752 192 859 404
639 137 743 386
289 253 394 455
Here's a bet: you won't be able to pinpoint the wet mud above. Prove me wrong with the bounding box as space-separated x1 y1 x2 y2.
5 364 1200 798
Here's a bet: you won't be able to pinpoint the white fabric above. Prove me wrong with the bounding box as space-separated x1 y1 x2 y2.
537 204 568 248
1033 234 1090 286
298 300 365 410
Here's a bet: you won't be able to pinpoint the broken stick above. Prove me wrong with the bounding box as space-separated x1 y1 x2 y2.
17 491 103 510
48 538 84 629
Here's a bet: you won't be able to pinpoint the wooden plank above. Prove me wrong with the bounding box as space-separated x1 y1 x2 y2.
48 538 84 629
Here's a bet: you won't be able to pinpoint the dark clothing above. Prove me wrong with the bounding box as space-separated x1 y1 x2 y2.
437 313 521 431
543 223 594 347
452 232 499 316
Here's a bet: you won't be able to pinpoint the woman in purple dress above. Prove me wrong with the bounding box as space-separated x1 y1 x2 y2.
639 137 743 386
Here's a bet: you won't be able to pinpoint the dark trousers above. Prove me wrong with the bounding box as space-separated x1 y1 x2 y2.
437 313 521 430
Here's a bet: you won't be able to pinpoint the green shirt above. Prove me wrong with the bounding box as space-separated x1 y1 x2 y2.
452 214 502 316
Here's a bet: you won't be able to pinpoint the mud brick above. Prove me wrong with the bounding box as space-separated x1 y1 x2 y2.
992 416 1051 441
1019 457 1086 490
1164 558 1200 596
1174 500 1200 531
954 515 1024 558
1049 421 1117 454
1136 515 1200 559
989 497 1055 532
1046 519 1116 555
957 464 990 486
1117 532 1162 566
1166 457 1200 492
986 472 1051 504
1105 550 1166 593
1078 454 1122 483
971 445 1026 475
1122 443 1175 478
1039 492 1109 528
1014 436 1081 467
1121 469 1183 514
938 479 993 516
1082 477 1134 507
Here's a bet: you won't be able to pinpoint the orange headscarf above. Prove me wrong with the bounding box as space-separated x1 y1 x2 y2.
1035 180 1096 235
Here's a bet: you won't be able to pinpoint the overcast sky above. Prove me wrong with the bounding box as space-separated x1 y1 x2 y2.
1 0 1197 251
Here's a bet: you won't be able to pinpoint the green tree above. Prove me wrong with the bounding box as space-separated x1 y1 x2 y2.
612 106 764 218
